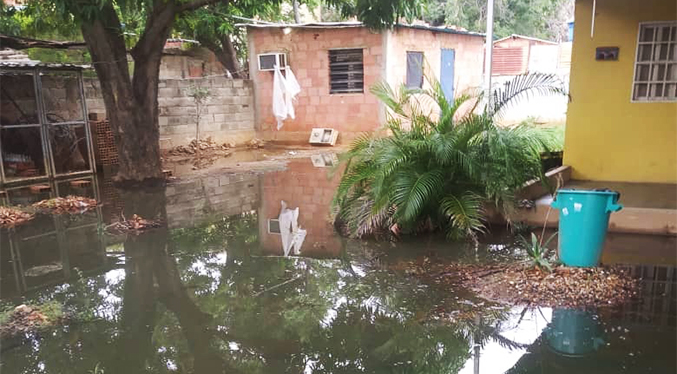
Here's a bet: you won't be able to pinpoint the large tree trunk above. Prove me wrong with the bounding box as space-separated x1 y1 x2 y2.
80 2 175 183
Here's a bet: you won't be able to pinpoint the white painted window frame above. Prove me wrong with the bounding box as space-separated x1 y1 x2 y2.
630 21 677 103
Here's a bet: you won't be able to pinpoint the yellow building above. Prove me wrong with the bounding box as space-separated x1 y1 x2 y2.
564 0 677 183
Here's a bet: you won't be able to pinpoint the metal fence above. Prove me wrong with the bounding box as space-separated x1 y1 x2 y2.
0 63 96 188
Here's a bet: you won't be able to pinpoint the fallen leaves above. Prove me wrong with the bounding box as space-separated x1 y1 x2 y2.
106 214 163 234
33 195 98 214
0 206 35 228
405 260 639 309
0 304 59 338
473 265 639 308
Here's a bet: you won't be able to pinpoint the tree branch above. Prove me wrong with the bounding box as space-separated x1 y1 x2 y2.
0 34 86 50
179 0 228 12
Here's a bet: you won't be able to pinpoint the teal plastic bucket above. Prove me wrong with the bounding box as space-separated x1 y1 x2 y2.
551 189 622 267
545 308 604 357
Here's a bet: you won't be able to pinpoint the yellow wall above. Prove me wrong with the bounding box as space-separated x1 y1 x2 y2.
564 0 677 183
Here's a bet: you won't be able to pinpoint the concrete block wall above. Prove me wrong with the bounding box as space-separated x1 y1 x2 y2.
85 76 256 148
248 26 385 144
165 172 260 229
159 51 224 80
386 27 485 98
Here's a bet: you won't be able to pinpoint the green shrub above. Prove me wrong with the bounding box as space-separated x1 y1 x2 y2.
334 72 567 240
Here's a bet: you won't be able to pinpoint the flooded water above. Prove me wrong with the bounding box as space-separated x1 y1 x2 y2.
1 158 675 374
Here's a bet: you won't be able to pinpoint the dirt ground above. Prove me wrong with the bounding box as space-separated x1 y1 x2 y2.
162 144 348 178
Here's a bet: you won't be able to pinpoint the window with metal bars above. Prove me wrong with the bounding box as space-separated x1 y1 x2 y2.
632 22 677 102
328 49 364 94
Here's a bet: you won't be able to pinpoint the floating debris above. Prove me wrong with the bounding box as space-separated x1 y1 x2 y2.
472 265 640 308
24 263 63 277
33 195 98 214
0 304 62 338
406 261 639 309
0 206 35 228
106 214 163 234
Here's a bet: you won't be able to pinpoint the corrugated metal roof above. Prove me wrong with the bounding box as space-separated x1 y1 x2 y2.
239 21 485 37
0 61 89 70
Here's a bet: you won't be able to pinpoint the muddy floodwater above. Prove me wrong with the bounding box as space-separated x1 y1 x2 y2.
1 157 675 374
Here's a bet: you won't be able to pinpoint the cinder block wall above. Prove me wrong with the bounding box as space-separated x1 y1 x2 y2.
247 26 385 144
165 172 260 229
85 76 256 148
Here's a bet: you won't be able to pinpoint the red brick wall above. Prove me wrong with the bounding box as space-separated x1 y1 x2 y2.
248 27 385 144
259 159 343 258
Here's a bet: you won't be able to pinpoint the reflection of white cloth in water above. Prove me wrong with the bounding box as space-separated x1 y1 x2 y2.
272 65 301 130
278 200 306 256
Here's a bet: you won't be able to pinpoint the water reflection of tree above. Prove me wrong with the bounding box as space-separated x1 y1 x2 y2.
2 194 519 374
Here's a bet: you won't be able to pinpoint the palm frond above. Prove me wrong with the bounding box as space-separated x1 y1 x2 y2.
440 192 485 238
489 72 568 117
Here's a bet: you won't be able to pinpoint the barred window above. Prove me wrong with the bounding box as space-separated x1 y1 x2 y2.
329 49 364 94
632 22 677 102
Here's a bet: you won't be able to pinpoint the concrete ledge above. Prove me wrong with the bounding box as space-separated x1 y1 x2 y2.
509 202 677 236
518 165 572 200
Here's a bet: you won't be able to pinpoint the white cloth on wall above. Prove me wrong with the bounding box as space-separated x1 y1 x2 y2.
273 65 288 130
272 65 301 130
278 200 306 256
284 67 301 121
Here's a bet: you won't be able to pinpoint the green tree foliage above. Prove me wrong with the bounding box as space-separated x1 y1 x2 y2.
423 0 574 41
173 1 289 78
0 3 21 36
1 0 423 182
333 71 567 240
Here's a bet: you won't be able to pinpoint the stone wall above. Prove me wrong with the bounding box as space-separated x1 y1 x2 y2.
85 76 256 148
165 172 260 229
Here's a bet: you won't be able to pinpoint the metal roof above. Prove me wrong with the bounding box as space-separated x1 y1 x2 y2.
240 21 485 37
494 34 557 45
0 61 89 70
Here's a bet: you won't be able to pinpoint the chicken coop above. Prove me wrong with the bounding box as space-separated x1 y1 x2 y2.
0 62 96 187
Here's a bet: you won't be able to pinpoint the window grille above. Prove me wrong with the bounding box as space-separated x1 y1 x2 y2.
632 22 677 102
329 49 364 94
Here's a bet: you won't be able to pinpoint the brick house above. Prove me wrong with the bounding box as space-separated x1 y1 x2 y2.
245 22 485 144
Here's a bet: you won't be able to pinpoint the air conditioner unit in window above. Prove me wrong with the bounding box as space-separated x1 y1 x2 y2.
309 128 339 146
267 218 281 234
258 53 287 71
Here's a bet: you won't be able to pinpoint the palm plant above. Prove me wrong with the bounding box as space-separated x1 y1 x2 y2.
333 71 567 240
